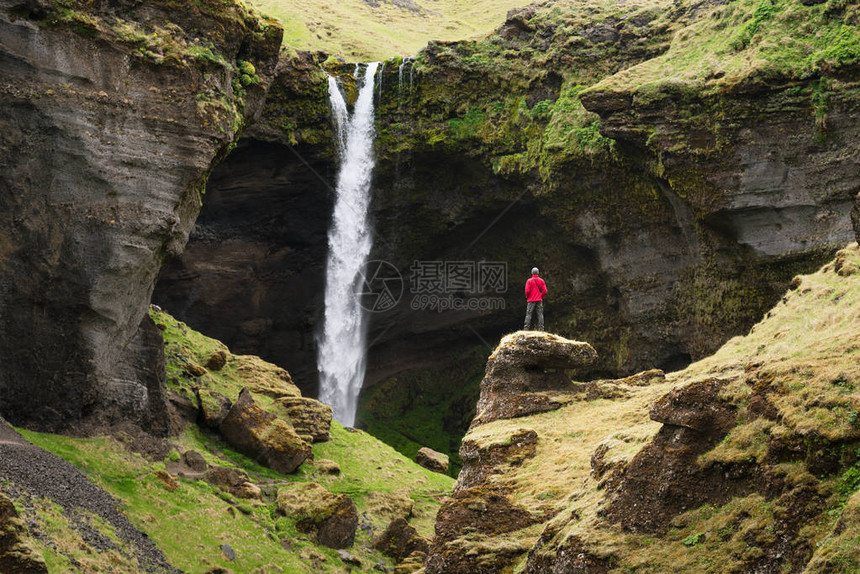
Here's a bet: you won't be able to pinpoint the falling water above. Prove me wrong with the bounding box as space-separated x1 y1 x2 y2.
397 57 413 107
318 62 379 427
327 76 349 152
377 61 385 101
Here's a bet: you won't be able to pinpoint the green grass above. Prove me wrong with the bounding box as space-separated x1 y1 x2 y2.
439 244 860 572
248 0 532 59
357 349 486 477
10 308 455 572
587 0 860 98
17 415 452 572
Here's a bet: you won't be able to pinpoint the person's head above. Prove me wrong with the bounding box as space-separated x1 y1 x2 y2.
531 267 539 276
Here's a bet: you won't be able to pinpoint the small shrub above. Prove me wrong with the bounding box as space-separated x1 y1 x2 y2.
683 532 706 546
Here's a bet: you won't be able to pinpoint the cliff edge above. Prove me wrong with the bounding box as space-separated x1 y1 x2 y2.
0 0 282 433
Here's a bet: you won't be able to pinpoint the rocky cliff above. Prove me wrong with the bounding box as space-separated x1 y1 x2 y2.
0 307 455 572
152 0 858 463
422 243 860 573
0 0 282 433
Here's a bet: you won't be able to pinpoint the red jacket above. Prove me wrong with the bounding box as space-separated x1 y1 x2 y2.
525 275 547 302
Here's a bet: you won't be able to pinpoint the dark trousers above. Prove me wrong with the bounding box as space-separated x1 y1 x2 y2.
524 301 544 330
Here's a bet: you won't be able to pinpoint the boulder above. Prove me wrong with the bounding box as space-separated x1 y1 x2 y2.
154 470 179 492
183 450 208 473
203 466 260 499
234 482 262 500
206 351 228 371
487 332 599 375
204 466 251 491
649 378 737 433
415 447 449 474
363 490 414 524
372 518 429 561
277 483 358 549
185 363 208 377
273 397 332 442
473 332 597 426
314 459 341 475
234 356 302 399
219 389 311 474
195 389 233 429
0 493 48 573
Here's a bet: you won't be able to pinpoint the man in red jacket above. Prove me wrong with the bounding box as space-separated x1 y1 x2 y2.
524 267 548 331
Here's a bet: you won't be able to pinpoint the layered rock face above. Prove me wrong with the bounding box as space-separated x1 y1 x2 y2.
426 245 860 573
0 0 281 432
426 332 596 574
154 53 335 395
154 0 856 416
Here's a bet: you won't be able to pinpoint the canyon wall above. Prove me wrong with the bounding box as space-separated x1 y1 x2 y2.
0 0 282 432
154 0 858 416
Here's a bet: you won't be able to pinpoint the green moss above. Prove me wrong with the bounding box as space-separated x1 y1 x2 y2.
357 350 486 477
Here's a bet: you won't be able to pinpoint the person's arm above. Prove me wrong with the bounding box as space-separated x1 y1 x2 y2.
541 279 547 296
525 279 530 297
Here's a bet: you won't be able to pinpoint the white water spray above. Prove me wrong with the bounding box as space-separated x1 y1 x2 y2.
318 62 379 427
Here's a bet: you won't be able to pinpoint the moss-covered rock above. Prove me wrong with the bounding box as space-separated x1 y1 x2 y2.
414 447 449 475
0 493 47 574
272 397 333 443
219 388 312 474
432 244 860 572
372 517 429 562
277 482 359 549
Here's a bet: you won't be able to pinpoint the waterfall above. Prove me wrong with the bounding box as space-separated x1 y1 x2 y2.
327 76 349 152
318 62 379 427
397 57 413 107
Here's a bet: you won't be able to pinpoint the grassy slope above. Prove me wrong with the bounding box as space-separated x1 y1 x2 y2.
249 0 531 59
392 0 858 182
587 0 860 97
16 310 454 573
454 243 860 572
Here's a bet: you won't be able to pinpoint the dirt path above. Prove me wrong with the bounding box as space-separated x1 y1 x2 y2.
0 418 179 573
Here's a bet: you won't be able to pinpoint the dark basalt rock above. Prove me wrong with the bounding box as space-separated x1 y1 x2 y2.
0 0 282 433
604 378 763 534
372 517 429 562
852 192 860 244
277 482 359 549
